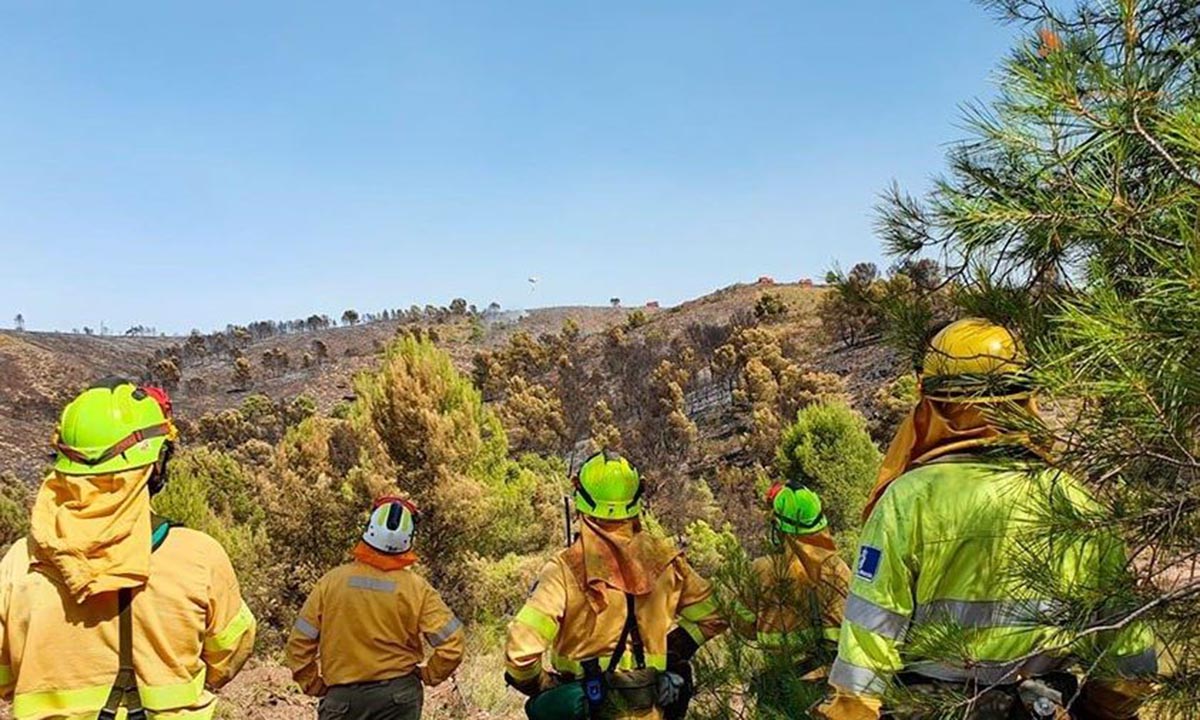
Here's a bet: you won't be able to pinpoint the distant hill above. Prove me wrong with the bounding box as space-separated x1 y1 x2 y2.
0 280 900 483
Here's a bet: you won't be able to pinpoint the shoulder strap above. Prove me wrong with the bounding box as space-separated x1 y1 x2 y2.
806 583 824 637
99 589 146 720
607 593 647 673
99 517 173 720
151 514 176 552
627 595 647 670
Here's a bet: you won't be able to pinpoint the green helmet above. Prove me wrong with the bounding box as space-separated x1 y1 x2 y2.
54 378 177 475
768 482 827 536
574 450 643 520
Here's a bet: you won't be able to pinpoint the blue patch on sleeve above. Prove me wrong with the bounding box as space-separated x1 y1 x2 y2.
856 546 882 582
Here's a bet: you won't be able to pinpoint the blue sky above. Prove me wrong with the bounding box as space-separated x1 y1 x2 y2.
0 1 1016 333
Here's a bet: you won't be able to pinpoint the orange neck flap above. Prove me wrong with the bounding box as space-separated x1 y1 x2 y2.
30 466 155 603
862 396 1043 520
565 516 681 612
353 541 419 572
782 530 838 583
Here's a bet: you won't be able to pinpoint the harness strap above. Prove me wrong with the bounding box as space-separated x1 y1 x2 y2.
99 588 146 720
608 593 647 673
628 598 646 670
98 516 173 720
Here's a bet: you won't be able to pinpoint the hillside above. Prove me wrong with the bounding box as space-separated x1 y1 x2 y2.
0 304 628 482
0 281 898 485
0 278 909 720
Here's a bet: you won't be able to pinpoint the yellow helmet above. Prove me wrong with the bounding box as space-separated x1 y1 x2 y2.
574 450 643 520
53 378 178 475
920 318 1031 403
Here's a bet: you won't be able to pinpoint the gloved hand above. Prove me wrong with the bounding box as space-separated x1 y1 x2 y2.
812 691 883 720
505 671 545 698
667 627 700 664
662 651 695 720
657 672 687 707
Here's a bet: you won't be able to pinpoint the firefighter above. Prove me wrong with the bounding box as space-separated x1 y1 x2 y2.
0 378 256 719
286 497 465 720
732 481 849 717
817 319 1156 720
504 451 727 719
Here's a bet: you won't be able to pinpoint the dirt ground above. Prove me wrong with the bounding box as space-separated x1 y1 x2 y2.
0 659 517 720
216 663 490 719
213 661 315 719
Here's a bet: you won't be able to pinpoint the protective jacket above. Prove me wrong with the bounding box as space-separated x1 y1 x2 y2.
817 456 1156 720
0 528 256 719
285 560 465 695
505 520 725 719
734 531 849 653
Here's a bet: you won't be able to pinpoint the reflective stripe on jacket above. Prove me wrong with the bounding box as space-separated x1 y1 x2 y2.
734 533 849 653
285 561 464 694
505 548 725 719
819 459 1156 720
0 530 255 719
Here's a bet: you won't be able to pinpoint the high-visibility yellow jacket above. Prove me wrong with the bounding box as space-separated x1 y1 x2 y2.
733 534 850 653
505 550 726 720
285 561 465 695
818 457 1156 720
0 529 256 720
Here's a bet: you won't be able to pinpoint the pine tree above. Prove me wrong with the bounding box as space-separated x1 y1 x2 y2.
876 1 1200 714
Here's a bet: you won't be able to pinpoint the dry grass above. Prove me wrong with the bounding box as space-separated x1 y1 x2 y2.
208 633 526 720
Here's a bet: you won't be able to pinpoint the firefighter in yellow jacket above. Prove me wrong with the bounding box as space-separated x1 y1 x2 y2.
286 497 465 720
816 319 1157 720
504 451 727 720
731 481 849 716
0 378 256 720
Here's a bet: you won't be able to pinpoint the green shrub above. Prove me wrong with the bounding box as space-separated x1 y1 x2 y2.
259 416 378 600
776 402 881 555
168 447 263 526
448 551 548 624
684 519 741 578
625 309 649 330
0 473 31 551
753 292 788 320
152 451 279 644
870 374 918 443
353 335 567 584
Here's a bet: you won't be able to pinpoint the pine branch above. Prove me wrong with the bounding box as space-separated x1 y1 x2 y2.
1131 106 1200 193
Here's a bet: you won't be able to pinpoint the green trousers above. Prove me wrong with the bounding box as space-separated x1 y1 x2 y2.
318 675 424 720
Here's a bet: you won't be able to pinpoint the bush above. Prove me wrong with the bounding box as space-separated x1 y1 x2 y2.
707 465 773 551
775 402 881 555
354 335 566 584
753 292 788 320
152 450 279 644
167 447 263 526
684 519 741 578
260 416 381 588
448 551 548 624
0 473 30 551
870 374 918 443
625 309 649 330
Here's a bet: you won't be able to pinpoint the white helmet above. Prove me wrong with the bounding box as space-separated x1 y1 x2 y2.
363 497 417 554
